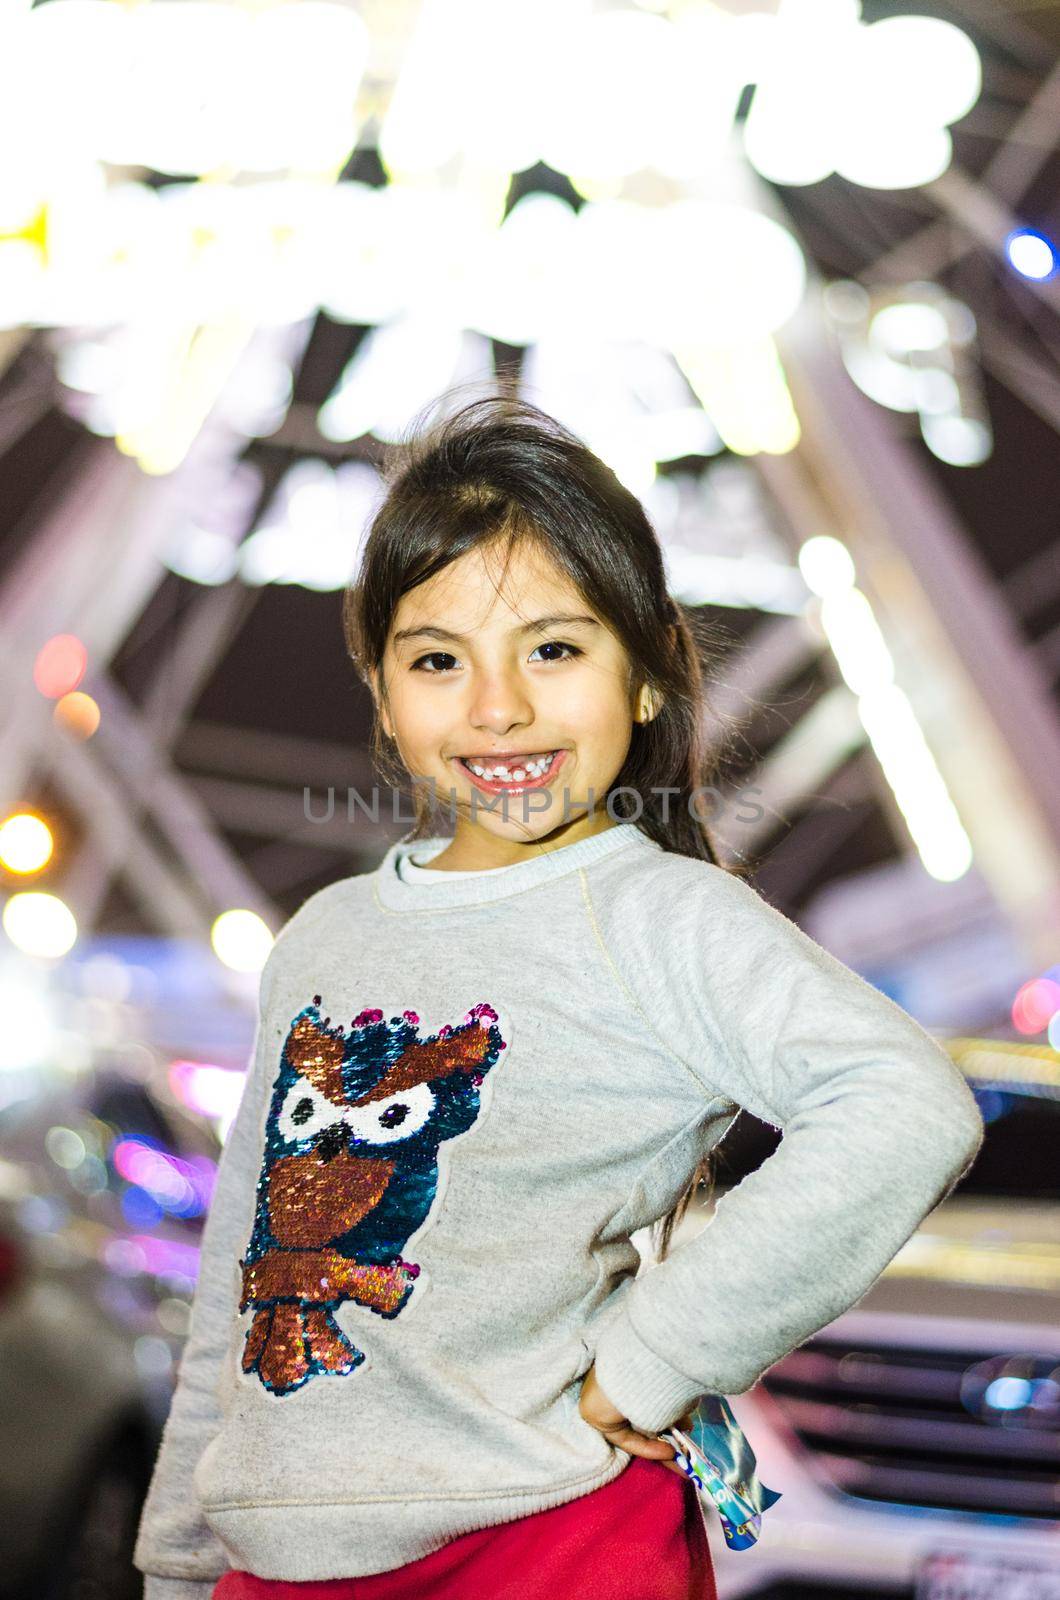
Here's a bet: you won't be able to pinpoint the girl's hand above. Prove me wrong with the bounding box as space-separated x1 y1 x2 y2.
577 1362 698 1479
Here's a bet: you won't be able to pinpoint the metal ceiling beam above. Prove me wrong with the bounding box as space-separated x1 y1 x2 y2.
703 613 825 757
714 684 868 868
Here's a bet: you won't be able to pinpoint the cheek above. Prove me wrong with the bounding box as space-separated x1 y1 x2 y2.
385 682 448 757
548 676 632 751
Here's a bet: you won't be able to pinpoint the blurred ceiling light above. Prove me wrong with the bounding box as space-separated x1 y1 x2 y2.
811 581 972 880
675 337 801 456
28 1 368 176
919 413 992 468
115 313 257 476
827 281 992 467
662 546 806 613
649 202 807 349
819 587 895 697
0 814 54 875
523 338 719 494
381 0 571 179
318 318 483 445
33 634 87 699
540 8 680 181
2 891 78 959
1005 229 1058 282
797 536 856 599
165 527 241 587
239 459 382 591
641 408 721 463
211 909 273 975
468 193 579 347
859 685 972 881
744 1 980 190
870 302 949 354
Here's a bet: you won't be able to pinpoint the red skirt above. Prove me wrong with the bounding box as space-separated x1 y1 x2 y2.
211 1456 717 1600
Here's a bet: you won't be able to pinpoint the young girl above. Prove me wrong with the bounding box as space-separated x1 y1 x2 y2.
135 396 984 1600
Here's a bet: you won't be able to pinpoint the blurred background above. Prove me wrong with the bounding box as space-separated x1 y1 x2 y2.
0 0 1058 1596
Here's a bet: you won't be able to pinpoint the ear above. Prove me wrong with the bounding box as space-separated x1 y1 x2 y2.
634 684 661 724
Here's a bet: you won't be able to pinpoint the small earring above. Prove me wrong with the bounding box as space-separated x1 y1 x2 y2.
639 687 655 723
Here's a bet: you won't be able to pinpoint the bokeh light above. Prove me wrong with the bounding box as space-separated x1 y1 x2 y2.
0 812 53 874
211 908 274 973
53 690 101 739
33 633 87 698
2 890 78 958
1005 229 1058 282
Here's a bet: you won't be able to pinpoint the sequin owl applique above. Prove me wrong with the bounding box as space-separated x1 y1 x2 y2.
239 998 507 1396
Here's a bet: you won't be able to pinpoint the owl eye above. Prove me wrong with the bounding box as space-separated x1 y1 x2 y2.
276 1078 345 1145
343 1082 435 1146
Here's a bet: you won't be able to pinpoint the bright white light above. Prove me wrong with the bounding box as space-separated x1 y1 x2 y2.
798 536 856 598
840 344 919 412
1005 230 1058 282
318 317 480 445
2 891 78 959
858 684 973 881
819 589 894 696
31 1 368 176
920 413 992 467
745 2 979 191
835 125 953 191
541 8 679 181
239 459 382 591
211 910 273 975
0 975 55 1072
853 15 981 128
871 303 949 354
914 369 960 415
469 193 579 347
662 545 806 614
640 202 807 350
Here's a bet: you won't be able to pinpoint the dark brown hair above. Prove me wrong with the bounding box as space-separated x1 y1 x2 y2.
344 391 744 1261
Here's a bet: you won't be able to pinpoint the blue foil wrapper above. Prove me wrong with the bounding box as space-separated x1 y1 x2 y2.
661 1393 783 1551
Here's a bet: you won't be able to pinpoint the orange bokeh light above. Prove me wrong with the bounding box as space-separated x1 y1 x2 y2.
53 691 101 740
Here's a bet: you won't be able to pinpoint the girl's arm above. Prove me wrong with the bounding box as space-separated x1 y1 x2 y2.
589 863 985 1437
134 955 277 1600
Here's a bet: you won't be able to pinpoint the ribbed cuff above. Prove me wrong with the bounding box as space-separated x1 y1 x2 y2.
591 1309 708 1434
142 1575 219 1600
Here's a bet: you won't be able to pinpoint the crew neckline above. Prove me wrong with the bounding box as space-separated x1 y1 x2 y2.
400 840 523 882
373 823 656 911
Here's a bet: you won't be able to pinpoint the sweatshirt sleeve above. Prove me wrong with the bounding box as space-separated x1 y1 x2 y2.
589 861 985 1436
134 956 276 1594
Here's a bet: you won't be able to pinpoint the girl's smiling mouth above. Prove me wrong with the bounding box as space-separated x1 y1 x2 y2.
454 750 568 794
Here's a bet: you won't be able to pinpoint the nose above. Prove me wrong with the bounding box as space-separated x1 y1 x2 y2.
466 667 534 739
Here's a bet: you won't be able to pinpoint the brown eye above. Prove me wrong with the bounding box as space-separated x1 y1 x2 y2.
411 652 458 673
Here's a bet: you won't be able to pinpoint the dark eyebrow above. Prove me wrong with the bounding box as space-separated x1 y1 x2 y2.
391 613 601 647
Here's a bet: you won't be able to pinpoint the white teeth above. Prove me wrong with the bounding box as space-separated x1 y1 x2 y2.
464 751 556 781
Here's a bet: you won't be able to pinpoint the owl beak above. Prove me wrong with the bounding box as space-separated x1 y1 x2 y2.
315 1122 348 1163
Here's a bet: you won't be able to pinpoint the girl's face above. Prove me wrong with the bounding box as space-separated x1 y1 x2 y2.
375 536 650 860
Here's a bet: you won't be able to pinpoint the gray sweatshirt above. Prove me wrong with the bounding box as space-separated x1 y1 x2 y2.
135 822 984 1597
